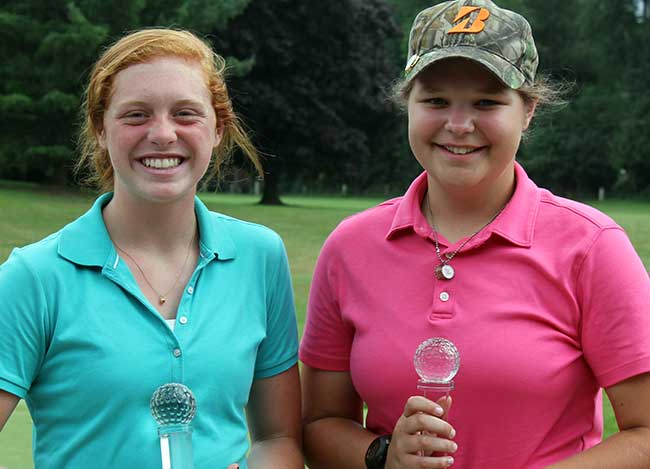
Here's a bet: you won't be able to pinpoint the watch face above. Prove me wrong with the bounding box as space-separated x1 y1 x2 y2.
365 435 390 469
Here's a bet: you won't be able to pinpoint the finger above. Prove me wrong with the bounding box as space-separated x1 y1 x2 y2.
399 453 456 468
402 412 456 438
436 395 453 419
398 432 458 455
417 432 458 455
403 395 445 418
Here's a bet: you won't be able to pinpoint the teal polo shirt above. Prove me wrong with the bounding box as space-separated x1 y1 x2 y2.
0 193 298 468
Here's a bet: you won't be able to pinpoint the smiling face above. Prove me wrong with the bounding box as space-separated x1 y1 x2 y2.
407 58 536 202
99 56 221 205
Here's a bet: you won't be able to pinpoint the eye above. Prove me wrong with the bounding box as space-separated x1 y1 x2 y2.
424 97 448 107
176 109 198 117
121 111 148 124
476 99 500 107
174 108 204 122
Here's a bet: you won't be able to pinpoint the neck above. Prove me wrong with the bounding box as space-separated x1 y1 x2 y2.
424 173 514 243
103 191 198 253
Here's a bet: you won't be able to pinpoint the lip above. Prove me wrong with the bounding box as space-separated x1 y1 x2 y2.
136 153 188 172
137 153 187 160
435 143 487 156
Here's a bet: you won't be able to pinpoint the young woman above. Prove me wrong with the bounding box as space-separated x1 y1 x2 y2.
0 29 302 469
300 1 650 468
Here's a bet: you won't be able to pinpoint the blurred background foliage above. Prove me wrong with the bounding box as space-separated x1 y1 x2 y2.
1 0 649 202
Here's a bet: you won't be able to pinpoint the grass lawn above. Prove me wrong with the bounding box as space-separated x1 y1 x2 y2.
1 182 648 468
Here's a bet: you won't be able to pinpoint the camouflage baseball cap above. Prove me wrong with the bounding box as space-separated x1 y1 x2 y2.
404 0 538 89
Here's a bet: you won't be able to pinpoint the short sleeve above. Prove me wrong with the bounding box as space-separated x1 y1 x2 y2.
253 235 299 379
299 232 355 371
579 227 650 388
0 249 50 398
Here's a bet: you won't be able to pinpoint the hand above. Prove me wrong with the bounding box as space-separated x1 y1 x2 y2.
227 465 239 469
385 395 457 469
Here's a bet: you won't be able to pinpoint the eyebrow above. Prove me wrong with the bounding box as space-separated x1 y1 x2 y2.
418 84 507 95
114 99 209 109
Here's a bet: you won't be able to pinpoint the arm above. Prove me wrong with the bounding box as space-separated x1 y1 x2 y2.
0 389 19 431
545 372 650 469
246 364 303 469
302 365 456 469
302 365 372 469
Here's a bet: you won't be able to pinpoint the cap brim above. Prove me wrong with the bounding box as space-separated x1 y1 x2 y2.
405 46 526 89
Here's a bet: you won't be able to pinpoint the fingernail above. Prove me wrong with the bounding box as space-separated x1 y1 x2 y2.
450 441 458 452
434 405 444 416
449 428 456 438
447 456 455 466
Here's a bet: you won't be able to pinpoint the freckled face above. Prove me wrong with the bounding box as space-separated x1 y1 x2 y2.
99 56 221 204
407 58 536 198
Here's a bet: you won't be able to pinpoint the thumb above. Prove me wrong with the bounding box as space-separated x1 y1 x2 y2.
436 395 453 419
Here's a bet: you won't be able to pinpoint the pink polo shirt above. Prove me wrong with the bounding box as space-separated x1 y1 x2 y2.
300 163 650 468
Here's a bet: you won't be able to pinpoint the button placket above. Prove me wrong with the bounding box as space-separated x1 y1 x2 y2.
429 279 456 321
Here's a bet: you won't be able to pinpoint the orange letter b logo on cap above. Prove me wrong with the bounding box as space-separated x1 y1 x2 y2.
448 6 490 34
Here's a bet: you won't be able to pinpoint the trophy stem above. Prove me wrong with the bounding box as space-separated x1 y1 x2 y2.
416 380 454 457
417 380 454 401
158 424 195 469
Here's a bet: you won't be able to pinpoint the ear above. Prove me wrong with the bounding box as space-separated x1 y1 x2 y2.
213 121 225 149
522 99 538 131
96 127 107 150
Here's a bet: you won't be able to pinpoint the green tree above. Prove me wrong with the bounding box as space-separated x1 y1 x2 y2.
0 2 107 184
519 0 638 197
611 5 650 196
214 0 402 204
0 0 250 186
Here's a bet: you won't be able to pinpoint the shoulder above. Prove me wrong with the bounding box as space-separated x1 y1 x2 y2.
1 230 64 274
204 210 285 255
0 231 67 305
326 197 402 245
537 190 619 230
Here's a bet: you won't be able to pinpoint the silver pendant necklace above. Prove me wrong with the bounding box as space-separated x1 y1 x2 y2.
424 196 504 281
113 231 196 305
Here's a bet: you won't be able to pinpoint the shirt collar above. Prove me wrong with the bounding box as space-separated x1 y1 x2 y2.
386 171 429 239
58 193 236 267
386 162 539 247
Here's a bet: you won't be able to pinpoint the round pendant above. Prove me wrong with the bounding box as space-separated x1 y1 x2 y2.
435 264 455 280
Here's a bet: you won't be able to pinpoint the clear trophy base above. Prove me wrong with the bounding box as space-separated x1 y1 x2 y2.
416 380 454 457
417 380 454 402
158 424 195 469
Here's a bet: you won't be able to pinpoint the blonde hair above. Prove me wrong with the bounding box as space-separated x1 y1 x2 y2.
77 28 261 192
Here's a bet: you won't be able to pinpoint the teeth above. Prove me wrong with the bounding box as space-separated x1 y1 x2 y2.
142 158 181 169
444 146 476 155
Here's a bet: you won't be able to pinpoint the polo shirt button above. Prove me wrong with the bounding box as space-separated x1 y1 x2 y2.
439 291 450 302
187 286 194 294
179 316 188 325
173 348 182 358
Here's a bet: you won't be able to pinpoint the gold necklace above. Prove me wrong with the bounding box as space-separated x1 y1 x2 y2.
113 231 196 305
424 196 505 281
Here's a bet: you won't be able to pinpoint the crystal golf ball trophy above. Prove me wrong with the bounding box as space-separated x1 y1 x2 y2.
150 383 197 469
414 337 460 402
414 338 460 457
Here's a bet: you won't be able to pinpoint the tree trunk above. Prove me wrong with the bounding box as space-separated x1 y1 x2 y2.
259 170 283 205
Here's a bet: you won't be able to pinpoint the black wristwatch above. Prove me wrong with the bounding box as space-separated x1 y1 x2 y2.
365 434 391 469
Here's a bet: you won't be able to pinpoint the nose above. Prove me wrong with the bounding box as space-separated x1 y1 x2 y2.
148 116 178 146
444 107 475 135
